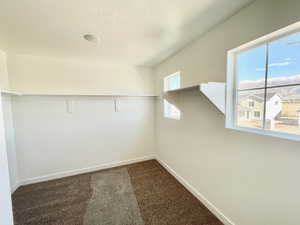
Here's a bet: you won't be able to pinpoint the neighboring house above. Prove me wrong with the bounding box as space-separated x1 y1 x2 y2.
281 95 300 126
238 93 282 121
265 93 283 120
282 95 300 118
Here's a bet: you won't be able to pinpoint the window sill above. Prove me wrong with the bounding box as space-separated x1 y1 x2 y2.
226 125 300 142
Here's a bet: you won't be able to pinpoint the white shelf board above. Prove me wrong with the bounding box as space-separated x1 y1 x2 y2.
0 90 22 96
165 82 226 114
1 89 159 97
20 92 158 97
165 84 200 93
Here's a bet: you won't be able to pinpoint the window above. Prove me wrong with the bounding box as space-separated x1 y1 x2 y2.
164 99 181 120
227 22 300 141
249 101 255 107
164 72 181 92
254 111 261 118
163 72 181 120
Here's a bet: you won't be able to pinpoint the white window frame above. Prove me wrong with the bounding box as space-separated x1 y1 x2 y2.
163 99 181 120
164 71 181 92
226 21 300 142
163 71 181 120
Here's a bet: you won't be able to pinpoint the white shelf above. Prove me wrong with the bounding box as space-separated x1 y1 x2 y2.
1 89 159 97
0 90 22 96
165 82 226 114
165 84 200 93
15 92 158 97
200 82 226 114
164 82 226 114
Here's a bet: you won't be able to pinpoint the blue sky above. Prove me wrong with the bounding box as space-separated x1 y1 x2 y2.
237 32 300 83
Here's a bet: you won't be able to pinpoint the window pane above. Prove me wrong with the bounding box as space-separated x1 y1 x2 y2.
237 45 267 90
268 32 300 87
168 74 180 90
265 85 300 135
236 89 265 129
164 99 180 120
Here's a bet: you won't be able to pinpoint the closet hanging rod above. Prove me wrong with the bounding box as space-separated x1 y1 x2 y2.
1 90 158 97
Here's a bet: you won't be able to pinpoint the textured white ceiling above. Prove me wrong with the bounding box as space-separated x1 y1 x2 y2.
0 0 254 66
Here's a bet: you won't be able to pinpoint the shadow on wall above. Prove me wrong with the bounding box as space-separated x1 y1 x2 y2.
162 88 224 119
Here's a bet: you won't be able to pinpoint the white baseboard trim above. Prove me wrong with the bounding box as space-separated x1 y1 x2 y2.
156 157 235 225
11 181 21 194
19 155 155 186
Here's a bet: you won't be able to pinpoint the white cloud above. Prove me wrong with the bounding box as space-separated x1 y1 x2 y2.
239 74 300 90
256 61 291 72
269 61 291 67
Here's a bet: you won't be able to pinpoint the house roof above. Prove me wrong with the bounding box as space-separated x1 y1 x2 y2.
282 95 300 102
239 92 279 103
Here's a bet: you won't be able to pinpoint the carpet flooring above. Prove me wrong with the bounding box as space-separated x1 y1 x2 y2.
12 160 223 225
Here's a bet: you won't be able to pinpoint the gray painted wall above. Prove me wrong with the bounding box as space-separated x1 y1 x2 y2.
155 0 300 224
